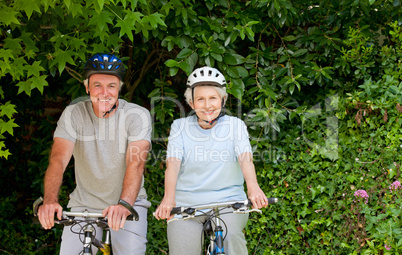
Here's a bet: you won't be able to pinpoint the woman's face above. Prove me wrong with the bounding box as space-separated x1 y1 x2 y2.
190 86 223 122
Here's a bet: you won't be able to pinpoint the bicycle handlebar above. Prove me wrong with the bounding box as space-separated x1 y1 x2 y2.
170 198 279 216
33 197 139 222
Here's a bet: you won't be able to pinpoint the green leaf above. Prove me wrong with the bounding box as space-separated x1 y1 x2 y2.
169 67 179 76
176 48 193 60
116 19 134 42
321 70 333 80
236 66 248 78
310 187 317 199
1 119 19 136
223 53 245 65
276 67 288 78
293 49 308 57
230 79 245 99
14 0 41 19
263 87 278 101
116 11 143 41
210 52 222 61
0 102 17 119
148 13 167 29
16 80 32 96
30 75 48 94
165 59 178 67
283 35 296 41
0 148 11 159
0 7 20 25
50 50 76 74
26 61 45 78
4 38 22 53
179 52 198 76
89 10 113 40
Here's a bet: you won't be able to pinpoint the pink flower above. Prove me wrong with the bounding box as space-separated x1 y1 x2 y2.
385 244 391 250
354 189 369 204
389 181 401 192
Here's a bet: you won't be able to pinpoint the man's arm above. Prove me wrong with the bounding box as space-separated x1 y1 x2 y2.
38 137 74 229
103 139 150 231
154 157 181 220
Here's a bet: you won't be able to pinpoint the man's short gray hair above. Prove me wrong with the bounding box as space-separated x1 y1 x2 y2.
184 86 228 106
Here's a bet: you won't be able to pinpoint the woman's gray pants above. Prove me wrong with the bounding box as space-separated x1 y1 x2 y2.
167 208 249 255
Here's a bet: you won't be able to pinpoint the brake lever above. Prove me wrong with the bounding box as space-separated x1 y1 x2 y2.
233 208 262 214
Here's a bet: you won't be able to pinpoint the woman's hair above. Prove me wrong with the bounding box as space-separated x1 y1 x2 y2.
184 86 228 106
83 78 124 91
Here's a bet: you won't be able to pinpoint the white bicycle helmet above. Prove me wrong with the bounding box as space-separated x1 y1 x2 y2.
187 66 226 88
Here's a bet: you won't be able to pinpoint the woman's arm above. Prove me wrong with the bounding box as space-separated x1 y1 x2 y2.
238 152 268 209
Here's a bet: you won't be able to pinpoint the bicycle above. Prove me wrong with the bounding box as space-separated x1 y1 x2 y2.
165 197 278 255
33 197 139 255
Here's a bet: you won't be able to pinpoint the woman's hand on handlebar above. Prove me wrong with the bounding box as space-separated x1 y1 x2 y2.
155 196 176 220
37 202 63 230
247 185 268 209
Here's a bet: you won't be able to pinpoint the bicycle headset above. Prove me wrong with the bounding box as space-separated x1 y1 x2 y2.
186 66 227 126
83 53 126 117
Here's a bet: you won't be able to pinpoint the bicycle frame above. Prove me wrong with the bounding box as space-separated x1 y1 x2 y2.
33 197 113 255
169 199 278 255
207 208 225 255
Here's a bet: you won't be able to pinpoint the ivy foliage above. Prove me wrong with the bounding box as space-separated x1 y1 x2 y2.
0 0 401 254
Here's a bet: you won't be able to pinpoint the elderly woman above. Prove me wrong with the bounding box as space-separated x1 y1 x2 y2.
155 66 267 254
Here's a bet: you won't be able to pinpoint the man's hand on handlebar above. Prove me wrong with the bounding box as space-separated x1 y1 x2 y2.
102 204 131 232
37 202 63 230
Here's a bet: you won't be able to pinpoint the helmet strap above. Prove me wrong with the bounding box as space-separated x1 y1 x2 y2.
102 102 117 117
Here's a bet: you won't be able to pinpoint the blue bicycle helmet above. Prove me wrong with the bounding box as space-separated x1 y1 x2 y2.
83 53 126 80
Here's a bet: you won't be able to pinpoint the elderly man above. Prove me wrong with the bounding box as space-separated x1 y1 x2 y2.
37 53 152 254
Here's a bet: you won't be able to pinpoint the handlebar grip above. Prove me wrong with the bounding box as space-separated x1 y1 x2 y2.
267 198 278 204
170 207 182 215
247 197 279 207
118 199 139 221
33 197 44 217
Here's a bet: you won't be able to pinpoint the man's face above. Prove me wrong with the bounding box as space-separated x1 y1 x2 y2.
86 73 120 116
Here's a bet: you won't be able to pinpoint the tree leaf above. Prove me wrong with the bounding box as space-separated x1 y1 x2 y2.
177 48 193 60
230 78 245 99
293 49 308 57
1 119 19 136
30 75 48 94
0 101 17 119
165 59 178 67
148 13 167 29
283 35 296 41
16 80 32 96
0 6 20 25
227 66 241 78
223 53 245 65
26 61 45 78
16 0 41 19
49 50 76 74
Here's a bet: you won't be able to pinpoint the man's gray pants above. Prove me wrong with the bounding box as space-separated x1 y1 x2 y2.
59 202 149 255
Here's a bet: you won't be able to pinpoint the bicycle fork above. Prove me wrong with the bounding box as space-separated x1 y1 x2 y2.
83 225 112 255
83 225 94 255
208 210 225 255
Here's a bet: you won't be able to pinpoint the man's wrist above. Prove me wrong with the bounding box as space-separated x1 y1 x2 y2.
118 199 139 221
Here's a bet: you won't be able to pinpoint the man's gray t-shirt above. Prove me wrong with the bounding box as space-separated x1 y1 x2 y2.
54 99 152 210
